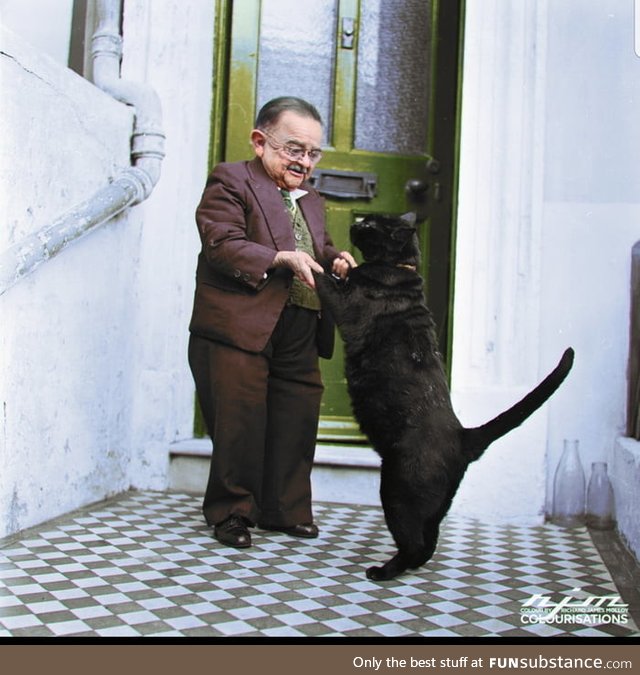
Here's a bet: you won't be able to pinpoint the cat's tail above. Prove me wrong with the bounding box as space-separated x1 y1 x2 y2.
462 347 575 460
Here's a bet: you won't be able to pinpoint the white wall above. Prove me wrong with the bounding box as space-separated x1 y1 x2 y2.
120 0 214 487
0 0 214 538
451 0 640 525
540 0 640 524
0 0 74 64
0 25 136 536
451 0 550 524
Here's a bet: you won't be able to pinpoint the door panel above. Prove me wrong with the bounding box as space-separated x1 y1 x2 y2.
220 0 461 442
354 0 432 155
257 0 338 137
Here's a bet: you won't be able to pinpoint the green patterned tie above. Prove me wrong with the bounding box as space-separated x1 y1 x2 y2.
280 190 320 311
281 189 295 215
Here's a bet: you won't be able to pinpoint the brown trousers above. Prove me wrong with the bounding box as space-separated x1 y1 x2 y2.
188 305 323 527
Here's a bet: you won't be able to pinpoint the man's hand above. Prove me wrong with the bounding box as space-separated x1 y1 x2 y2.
331 251 358 279
272 251 324 288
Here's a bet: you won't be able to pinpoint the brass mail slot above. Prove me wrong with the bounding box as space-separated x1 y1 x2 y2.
309 169 377 200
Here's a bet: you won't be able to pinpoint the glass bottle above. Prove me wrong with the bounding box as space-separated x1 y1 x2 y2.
586 462 615 530
551 439 585 527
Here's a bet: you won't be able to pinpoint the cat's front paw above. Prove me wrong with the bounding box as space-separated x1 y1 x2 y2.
314 270 343 304
314 269 339 286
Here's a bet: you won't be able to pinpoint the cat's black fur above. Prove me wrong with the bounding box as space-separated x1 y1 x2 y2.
314 213 574 581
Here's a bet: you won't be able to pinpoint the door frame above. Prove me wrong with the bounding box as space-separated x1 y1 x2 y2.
416 0 465 369
195 0 465 436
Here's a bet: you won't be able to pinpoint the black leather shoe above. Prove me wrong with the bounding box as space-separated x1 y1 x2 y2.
214 515 252 548
259 522 319 539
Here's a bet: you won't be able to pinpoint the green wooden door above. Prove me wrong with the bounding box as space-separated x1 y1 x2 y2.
211 0 462 443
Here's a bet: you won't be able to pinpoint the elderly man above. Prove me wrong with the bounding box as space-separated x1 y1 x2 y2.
188 97 355 548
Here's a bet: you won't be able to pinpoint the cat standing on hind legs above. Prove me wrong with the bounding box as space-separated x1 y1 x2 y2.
314 212 574 581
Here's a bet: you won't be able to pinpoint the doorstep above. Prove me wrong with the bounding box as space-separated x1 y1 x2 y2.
169 438 381 506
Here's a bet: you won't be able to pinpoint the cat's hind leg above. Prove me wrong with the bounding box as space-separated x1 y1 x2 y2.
366 529 439 581
367 553 412 581
366 498 439 581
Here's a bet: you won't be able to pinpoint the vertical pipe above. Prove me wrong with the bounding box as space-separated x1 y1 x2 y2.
91 0 165 201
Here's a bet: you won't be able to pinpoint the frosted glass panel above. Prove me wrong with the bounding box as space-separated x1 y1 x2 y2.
257 0 337 139
355 0 432 154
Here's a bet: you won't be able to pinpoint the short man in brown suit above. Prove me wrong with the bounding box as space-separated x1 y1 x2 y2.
188 97 356 548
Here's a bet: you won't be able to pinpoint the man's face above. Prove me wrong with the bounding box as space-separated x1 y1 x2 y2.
251 111 323 190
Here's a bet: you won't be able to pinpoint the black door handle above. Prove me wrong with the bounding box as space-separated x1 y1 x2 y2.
405 178 429 197
405 178 429 222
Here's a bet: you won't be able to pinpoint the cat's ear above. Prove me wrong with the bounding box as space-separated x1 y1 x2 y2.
393 211 417 241
399 211 417 227
391 224 417 244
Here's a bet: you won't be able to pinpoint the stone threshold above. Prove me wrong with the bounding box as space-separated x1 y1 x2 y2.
169 438 381 469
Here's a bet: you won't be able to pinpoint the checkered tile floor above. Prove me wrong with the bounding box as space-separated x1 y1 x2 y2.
0 491 637 638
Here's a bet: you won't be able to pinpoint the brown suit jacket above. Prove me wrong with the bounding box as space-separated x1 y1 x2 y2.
189 158 339 354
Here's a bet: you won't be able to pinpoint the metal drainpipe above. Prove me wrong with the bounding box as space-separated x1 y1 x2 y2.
0 0 165 296
91 0 165 202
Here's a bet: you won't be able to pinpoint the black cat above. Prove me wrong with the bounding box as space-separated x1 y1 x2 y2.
314 213 574 581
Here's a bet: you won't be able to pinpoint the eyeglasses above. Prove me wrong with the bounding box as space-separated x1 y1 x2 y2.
262 131 323 163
